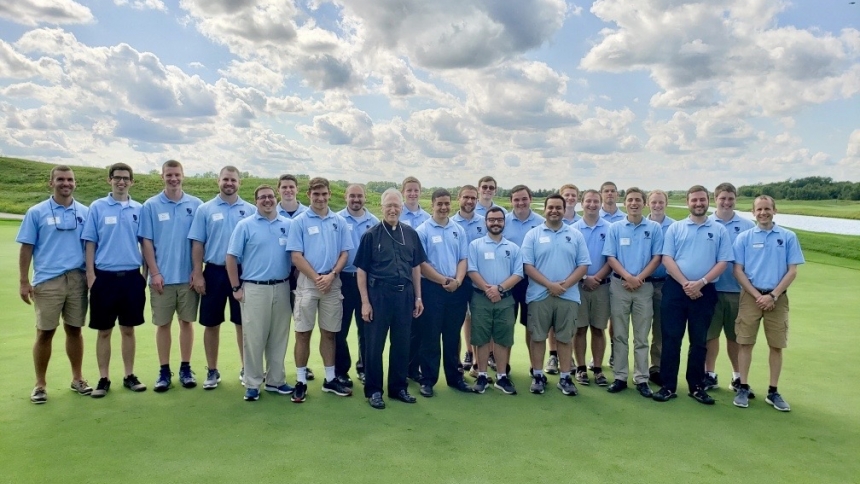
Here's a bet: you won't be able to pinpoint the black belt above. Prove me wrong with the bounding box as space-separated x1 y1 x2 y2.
611 273 664 283
341 271 357 278
473 287 512 298
319 270 332 276
95 269 139 277
755 288 775 295
369 278 410 292
245 278 289 285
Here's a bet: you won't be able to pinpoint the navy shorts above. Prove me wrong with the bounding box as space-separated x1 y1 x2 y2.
199 264 242 327
89 269 146 330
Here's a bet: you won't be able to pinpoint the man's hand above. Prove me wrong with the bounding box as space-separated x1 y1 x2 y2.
315 273 335 294
483 284 501 303
19 281 34 305
755 294 775 311
150 273 165 295
86 272 96 290
582 276 600 291
413 298 424 318
547 281 566 297
362 302 373 322
624 275 643 291
442 278 459 293
190 270 206 295
233 287 244 303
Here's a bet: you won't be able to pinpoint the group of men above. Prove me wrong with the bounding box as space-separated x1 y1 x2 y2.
17 166 803 412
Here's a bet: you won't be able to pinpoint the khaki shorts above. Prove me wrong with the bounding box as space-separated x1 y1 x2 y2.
150 284 200 326
527 297 579 343
470 293 515 347
577 282 610 329
735 289 789 348
708 292 739 341
33 270 87 330
293 273 343 333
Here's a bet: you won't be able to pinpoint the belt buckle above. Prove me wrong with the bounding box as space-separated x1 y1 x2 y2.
395 284 405 292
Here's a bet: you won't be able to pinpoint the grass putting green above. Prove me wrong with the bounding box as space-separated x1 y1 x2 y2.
1 222 859 483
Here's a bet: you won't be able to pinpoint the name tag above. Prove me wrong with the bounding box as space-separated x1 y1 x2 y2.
212 213 224 222
279 237 288 246
484 252 495 260
46 216 59 226
620 237 631 246
158 212 170 222
431 235 443 244
402 220 411 226
105 216 117 225
308 226 320 235
753 243 764 249
347 224 354 231
539 236 550 244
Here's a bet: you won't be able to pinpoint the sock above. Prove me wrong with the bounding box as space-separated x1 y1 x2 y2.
324 366 336 382
768 386 778 394
497 373 507 379
160 364 170 371
707 371 716 378
297 367 307 384
741 383 750 390
732 372 741 380
560 372 570 380
593 366 602 374
533 369 544 378
577 365 587 372
478 372 487 377
549 350 558 357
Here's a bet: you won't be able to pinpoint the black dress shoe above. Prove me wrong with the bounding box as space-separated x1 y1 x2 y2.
636 382 653 398
450 380 474 393
649 371 663 387
689 388 715 405
419 385 434 397
607 380 628 393
393 389 417 403
368 392 385 409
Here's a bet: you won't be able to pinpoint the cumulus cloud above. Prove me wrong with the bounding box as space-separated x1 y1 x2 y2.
0 0 93 26
114 0 167 12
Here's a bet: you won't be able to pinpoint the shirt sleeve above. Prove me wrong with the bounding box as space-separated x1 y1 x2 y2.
467 240 479 273
511 244 524 278
661 223 678 257
410 230 427 267
575 231 591 267
187 206 208 243
717 226 734 262
521 231 536 266
602 223 618 257
15 206 40 245
81 202 99 243
785 231 805 265
354 229 374 273
457 226 468 261
285 216 304 252
733 232 747 267
339 215 354 251
651 222 664 256
227 222 247 258
138 201 155 240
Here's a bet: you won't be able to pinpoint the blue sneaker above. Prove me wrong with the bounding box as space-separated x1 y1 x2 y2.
154 369 173 393
179 366 197 388
203 368 221 390
264 383 295 395
244 388 260 401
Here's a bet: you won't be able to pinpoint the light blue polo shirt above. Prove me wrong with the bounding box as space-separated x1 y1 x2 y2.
467 236 523 287
563 213 582 225
16 197 89 285
572 217 610 277
286 208 353 274
733 224 804 291
416 218 469 279
475 203 507 218
188 195 254 265
138 191 203 284
338 208 379 273
662 217 733 282
708 213 755 292
81 194 142 272
521 223 591 304
600 207 626 224
399 205 430 228
452 212 486 243
228 214 292 282
503 210 545 246
649 215 675 278
278 202 308 220
603 217 663 276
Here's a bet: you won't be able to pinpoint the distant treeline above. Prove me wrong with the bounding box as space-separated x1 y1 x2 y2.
738 177 860 201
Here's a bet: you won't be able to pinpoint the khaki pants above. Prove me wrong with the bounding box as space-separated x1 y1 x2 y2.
610 278 653 384
240 282 292 389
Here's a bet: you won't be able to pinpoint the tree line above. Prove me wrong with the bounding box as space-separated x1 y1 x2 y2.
738 177 860 201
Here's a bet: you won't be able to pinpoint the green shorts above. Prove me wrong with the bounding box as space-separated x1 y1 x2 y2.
527 296 578 343
469 292 515 347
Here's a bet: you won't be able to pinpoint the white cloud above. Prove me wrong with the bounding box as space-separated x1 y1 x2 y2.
114 0 167 12
0 0 93 26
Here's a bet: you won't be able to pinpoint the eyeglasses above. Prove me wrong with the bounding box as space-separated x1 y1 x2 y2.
111 176 132 182
486 217 505 223
51 205 79 231
256 195 276 200
480 185 496 190
460 196 477 201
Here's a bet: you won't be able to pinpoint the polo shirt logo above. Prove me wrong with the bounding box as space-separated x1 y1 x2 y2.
600 233 606 240
477 227 482 233
281 228 286 234
186 208 193 215
366 224 370 229
333 223 338 230
505 250 510 257
644 230 651 239
132 214 138 222
777 239 784 246
240 210 246 216
707 232 714 239
565 236 571 242
734 226 740 232
77 216 84 223
452 232 458 239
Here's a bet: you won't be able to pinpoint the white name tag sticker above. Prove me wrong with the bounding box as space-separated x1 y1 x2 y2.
308 226 320 235
620 237 631 246
279 237 288 246
753 242 764 249
484 251 495 260
402 220 411 226
105 216 117 225
539 236 551 244
431 235 443 244
158 212 170 222
46 216 58 226
212 213 224 221
347 224 354 231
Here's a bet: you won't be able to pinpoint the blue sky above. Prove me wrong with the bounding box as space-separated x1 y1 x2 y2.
1 0 858 191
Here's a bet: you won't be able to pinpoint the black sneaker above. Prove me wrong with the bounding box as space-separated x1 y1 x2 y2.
306 368 315 381
494 376 517 395
123 374 147 392
91 377 111 398
322 378 352 397
652 387 677 402
336 374 354 388
557 375 578 396
463 351 474 371
636 382 653 398
178 366 197 389
702 373 719 390
607 379 628 393
731 378 756 399
292 382 308 403
474 374 489 394
689 388 716 405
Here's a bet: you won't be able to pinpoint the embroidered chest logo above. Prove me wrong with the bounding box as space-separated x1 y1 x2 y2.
734 226 740 232
452 232 458 239
132 214 138 222
565 236 571 242
707 232 714 239
186 208 193 215
333 223 338 231
239 210 246 216
281 227 286 234
505 250 510 257
643 230 651 239
600 233 606 240
477 227 482 233
777 239 784 246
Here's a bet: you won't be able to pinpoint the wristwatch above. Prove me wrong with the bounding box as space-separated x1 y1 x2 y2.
769 293 779 302
232 285 242 292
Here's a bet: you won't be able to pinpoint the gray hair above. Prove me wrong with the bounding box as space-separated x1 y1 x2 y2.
381 188 403 205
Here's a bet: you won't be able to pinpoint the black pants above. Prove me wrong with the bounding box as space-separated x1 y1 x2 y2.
335 272 365 376
417 280 470 387
512 276 530 326
659 278 718 393
364 284 414 398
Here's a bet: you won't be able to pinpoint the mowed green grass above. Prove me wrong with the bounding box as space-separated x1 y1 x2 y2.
1 220 859 483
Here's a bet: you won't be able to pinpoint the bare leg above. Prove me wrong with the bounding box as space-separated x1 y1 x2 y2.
34 329 56 387
96 329 113 378
156 323 172 365
768 346 782 387
234 324 244 363
727 339 740 372
64 324 84 381
476 344 490 373
295 330 312 367
738 343 754 384
573 327 588 368
494 345 511 375
320 329 336 367
591 328 606 367
120 326 136 376
705 337 719 372
529 339 546 372
557 341 572 373
204 326 220 369
178 320 194 362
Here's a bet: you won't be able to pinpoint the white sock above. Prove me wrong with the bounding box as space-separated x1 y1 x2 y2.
478 371 487 377
707 371 717 378
497 373 507 379
533 369 544 378
560 372 570 379
324 365 336 382
732 372 741 380
296 367 307 384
